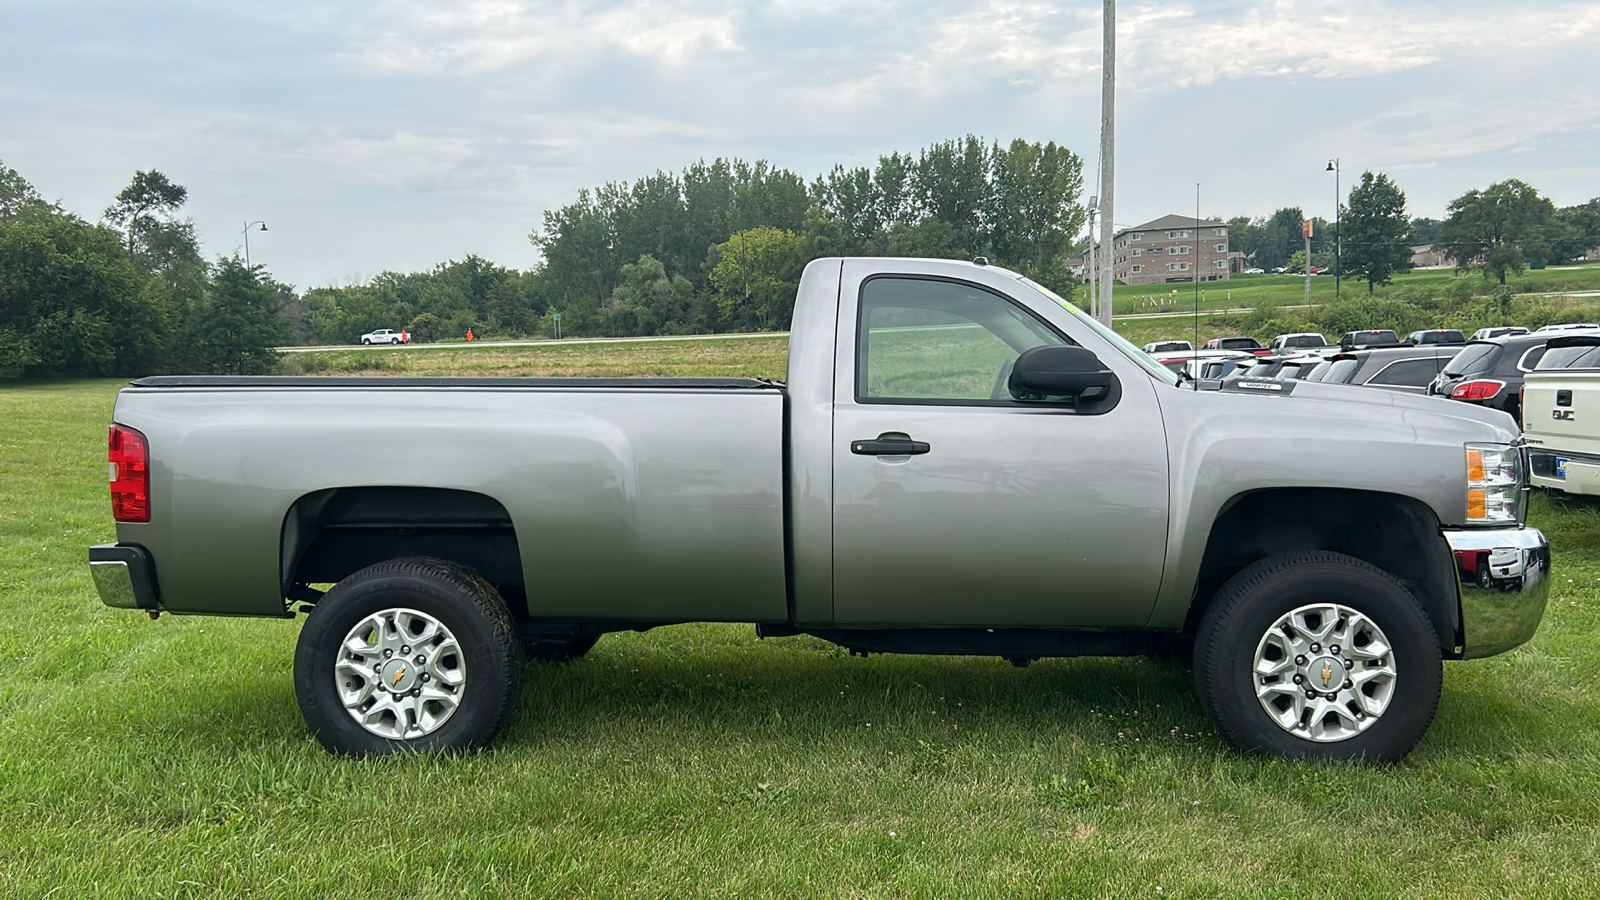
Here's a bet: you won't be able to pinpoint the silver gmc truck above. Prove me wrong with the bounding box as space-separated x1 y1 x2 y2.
90 257 1549 761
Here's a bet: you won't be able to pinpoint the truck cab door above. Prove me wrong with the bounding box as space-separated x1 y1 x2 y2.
829 265 1170 628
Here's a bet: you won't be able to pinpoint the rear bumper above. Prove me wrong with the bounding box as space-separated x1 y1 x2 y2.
1528 449 1600 495
1444 526 1549 659
88 543 162 611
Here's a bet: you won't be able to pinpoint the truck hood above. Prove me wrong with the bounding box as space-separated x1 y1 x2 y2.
1219 378 1521 442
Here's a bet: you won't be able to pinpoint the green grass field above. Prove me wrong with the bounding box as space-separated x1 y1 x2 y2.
4 366 1600 897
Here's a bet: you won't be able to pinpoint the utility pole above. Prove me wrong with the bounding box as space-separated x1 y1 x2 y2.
1085 199 1097 315
1096 0 1116 327
1303 218 1313 304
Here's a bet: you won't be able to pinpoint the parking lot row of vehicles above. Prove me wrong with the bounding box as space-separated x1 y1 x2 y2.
1145 324 1600 499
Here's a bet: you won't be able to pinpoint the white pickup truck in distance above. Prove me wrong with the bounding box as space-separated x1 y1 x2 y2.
90 257 1549 762
1522 335 1600 494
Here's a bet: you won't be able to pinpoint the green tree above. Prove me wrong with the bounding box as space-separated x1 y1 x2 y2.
605 255 694 336
1341 171 1413 293
1408 217 1441 246
1255 207 1306 270
1 160 51 220
193 258 286 374
1552 198 1600 262
708 228 804 330
0 206 174 376
1437 179 1559 284
103 170 188 256
987 138 1085 291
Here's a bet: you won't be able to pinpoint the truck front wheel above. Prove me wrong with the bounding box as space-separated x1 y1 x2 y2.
293 557 524 756
1193 551 1442 762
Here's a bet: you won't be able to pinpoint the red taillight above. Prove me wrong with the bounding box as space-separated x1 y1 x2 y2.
109 424 150 523
1451 379 1505 401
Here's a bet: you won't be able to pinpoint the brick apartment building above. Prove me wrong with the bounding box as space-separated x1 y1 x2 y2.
1109 215 1230 285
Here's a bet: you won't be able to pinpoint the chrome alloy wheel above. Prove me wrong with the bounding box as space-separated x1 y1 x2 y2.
335 607 466 739
1252 603 1397 742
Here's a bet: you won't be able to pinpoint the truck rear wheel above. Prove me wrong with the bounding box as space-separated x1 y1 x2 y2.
1193 551 1442 762
293 557 524 756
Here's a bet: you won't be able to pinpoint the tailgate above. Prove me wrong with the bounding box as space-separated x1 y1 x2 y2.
1523 371 1600 487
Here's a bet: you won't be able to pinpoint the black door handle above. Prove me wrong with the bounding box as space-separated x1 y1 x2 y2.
852 432 930 456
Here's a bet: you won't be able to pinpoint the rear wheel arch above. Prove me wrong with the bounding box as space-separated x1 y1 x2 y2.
1185 488 1460 656
281 487 525 605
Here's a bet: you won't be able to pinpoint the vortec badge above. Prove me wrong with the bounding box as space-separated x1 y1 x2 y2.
1554 410 1576 421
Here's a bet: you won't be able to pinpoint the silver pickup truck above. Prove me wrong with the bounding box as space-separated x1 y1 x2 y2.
90 257 1549 761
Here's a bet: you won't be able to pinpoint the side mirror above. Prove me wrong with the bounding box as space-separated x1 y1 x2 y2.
1009 345 1116 403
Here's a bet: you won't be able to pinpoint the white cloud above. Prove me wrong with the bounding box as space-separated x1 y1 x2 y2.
3 0 1598 285
1122 0 1600 87
350 0 743 75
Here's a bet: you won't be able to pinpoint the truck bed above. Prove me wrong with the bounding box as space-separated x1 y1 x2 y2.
112 376 790 621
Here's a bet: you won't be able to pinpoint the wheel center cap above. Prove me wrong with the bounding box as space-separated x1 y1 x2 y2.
381 658 418 693
1308 656 1347 692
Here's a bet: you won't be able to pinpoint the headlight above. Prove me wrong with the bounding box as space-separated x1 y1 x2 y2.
1465 442 1522 523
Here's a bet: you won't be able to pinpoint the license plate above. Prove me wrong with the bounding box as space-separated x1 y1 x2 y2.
1556 457 1569 479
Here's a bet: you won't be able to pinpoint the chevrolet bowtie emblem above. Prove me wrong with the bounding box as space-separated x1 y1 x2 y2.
392 666 406 686
1321 662 1333 688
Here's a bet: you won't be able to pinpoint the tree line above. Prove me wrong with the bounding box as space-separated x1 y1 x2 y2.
4 144 1599 378
1 165 287 377
1225 176 1599 292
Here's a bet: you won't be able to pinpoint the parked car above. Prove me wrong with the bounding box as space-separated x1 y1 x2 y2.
1427 333 1557 424
1182 355 1257 381
1244 267 1265 275
361 328 405 345
1143 340 1193 354
1309 345 1457 393
1405 330 1467 346
1337 330 1402 351
1534 323 1600 333
1470 326 1529 341
1521 336 1600 494
89 256 1548 763
1244 355 1328 380
1268 332 1331 354
1269 267 1285 274
1150 349 1252 374
1203 336 1271 357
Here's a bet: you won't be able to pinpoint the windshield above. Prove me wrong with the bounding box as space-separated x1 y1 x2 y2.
1320 358 1361 384
1020 278 1180 386
1443 342 1500 376
1537 345 1600 370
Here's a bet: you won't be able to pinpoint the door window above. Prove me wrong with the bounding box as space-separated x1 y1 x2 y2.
856 277 1068 403
1367 358 1447 386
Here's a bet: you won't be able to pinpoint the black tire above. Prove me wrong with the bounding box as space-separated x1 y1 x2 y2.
1193 551 1442 763
523 633 600 663
294 557 524 756
362 339 371 345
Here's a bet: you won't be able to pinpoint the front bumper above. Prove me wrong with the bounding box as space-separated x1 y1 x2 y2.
1444 526 1549 659
88 543 161 611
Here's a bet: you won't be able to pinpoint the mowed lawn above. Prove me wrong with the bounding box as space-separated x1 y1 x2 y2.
3 359 1600 898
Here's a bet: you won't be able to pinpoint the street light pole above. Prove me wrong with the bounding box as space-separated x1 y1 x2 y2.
1326 159 1340 299
242 220 267 268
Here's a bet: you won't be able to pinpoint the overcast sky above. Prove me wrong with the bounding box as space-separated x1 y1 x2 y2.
3 0 1597 288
